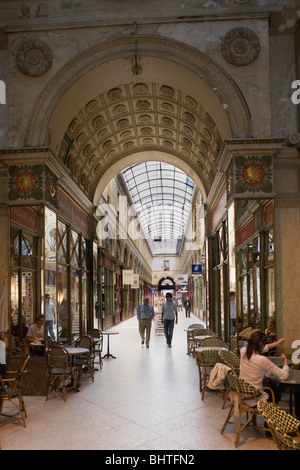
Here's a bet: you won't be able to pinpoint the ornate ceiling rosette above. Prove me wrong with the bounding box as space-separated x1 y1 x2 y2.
221 28 260 66
16 39 53 77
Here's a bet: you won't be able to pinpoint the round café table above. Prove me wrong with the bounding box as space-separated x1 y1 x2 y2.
102 330 119 359
64 346 90 389
271 369 300 416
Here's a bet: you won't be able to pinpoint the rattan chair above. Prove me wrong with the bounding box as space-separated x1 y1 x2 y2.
196 349 222 400
200 337 228 348
88 328 103 369
218 349 240 408
186 325 203 355
218 349 240 374
0 355 30 427
221 370 275 448
74 335 95 385
190 329 216 356
46 346 77 402
257 400 300 450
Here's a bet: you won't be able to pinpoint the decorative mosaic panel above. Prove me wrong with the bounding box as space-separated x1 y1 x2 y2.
8 164 58 208
227 155 273 200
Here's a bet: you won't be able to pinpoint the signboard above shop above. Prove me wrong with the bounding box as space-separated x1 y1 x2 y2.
192 264 202 275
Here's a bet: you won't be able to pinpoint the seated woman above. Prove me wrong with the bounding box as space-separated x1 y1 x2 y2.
239 330 288 404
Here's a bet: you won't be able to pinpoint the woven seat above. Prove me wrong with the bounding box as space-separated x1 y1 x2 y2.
196 349 222 400
0 355 30 427
221 370 275 448
257 400 300 450
46 346 77 402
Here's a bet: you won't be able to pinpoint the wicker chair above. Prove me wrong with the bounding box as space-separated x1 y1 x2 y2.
74 335 95 385
218 349 240 408
190 329 216 356
88 328 103 369
218 349 240 374
0 355 30 427
221 370 275 448
196 349 222 400
200 337 228 349
257 400 300 450
186 325 204 355
46 346 77 402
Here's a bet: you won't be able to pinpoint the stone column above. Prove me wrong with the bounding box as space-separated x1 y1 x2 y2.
273 147 300 355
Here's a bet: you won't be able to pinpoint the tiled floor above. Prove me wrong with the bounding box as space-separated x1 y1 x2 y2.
0 311 278 451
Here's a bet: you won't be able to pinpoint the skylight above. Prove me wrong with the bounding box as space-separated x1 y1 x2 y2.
121 162 195 255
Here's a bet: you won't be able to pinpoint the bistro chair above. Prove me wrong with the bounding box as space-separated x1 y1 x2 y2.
257 400 300 450
218 349 240 408
190 329 215 357
74 335 95 385
221 370 275 448
200 337 228 349
45 336 57 349
218 349 240 374
88 329 103 369
196 349 221 400
0 355 30 427
46 346 77 402
186 325 203 355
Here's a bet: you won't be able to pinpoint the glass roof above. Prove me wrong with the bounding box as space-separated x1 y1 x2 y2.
121 162 195 255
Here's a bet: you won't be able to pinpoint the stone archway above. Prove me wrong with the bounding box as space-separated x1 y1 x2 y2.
25 36 252 204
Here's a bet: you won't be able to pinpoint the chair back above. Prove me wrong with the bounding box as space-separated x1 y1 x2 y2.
76 334 94 351
45 336 57 348
188 324 203 329
218 349 240 374
257 400 300 450
201 337 228 348
197 349 220 368
88 329 103 351
257 400 300 435
47 346 70 370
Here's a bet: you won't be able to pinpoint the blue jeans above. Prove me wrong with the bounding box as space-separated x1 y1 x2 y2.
164 319 175 345
46 320 55 340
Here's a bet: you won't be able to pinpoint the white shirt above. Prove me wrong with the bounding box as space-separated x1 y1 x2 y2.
240 346 289 401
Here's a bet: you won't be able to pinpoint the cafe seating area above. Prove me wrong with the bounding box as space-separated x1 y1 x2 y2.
0 313 299 450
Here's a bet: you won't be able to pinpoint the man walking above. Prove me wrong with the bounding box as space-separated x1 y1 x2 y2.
137 297 155 348
45 293 56 340
162 293 178 348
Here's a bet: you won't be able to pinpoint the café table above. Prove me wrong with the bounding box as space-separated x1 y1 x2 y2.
271 368 300 416
195 346 228 354
102 330 119 359
64 346 90 389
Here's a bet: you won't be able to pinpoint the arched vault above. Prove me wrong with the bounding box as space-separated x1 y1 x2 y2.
25 37 252 202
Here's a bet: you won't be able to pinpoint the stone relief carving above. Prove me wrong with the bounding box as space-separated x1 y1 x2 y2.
16 39 53 76
220 27 260 66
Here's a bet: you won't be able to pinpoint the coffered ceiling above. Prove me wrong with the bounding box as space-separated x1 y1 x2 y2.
59 81 223 202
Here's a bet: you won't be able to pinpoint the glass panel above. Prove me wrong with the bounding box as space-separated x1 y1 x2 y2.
57 265 68 334
71 268 80 336
45 208 57 339
266 267 275 322
58 221 68 263
70 230 79 267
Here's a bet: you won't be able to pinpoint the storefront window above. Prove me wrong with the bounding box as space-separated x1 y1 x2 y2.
10 207 41 350
45 207 57 337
